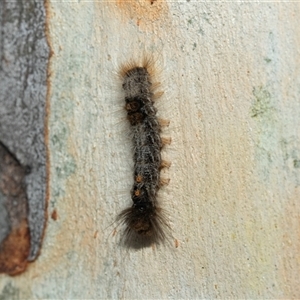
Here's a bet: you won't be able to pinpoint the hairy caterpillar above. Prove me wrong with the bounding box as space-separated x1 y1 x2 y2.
117 58 170 247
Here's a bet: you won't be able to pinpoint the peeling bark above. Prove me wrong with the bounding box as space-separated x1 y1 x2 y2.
0 142 30 276
0 0 49 264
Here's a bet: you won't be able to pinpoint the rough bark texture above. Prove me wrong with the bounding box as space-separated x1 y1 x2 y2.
1 0 300 299
0 0 49 263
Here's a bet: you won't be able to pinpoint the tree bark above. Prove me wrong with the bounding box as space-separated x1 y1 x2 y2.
0 0 49 269
1 0 299 298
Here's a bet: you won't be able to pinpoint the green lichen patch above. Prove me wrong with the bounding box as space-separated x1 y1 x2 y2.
250 86 278 180
251 86 275 118
55 155 77 179
293 159 300 168
0 283 19 300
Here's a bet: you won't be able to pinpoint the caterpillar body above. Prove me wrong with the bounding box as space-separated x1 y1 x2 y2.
117 58 170 246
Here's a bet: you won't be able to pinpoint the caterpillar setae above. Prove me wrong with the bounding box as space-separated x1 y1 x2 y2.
117 58 170 246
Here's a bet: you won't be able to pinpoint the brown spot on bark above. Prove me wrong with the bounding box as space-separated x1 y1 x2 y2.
51 209 58 221
0 219 30 276
115 0 169 31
